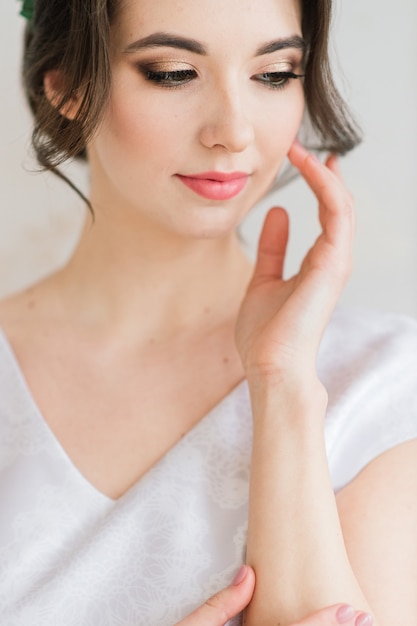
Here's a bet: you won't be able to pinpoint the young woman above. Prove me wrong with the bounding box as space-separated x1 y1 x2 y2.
0 0 416 625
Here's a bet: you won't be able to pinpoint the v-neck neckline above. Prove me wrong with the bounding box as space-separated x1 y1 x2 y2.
0 327 247 505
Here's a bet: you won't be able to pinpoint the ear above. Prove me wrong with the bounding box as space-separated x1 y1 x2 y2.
44 70 81 120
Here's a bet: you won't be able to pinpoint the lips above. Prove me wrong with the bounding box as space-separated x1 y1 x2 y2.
176 171 249 201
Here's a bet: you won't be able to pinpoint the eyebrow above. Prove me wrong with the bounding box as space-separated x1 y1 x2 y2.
123 32 306 57
256 36 305 56
124 33 206 55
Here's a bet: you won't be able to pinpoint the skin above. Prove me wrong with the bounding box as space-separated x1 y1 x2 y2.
239 141 417 626
5 0 306 503
88 0 305 240
0 0 416 624
175 566 372 626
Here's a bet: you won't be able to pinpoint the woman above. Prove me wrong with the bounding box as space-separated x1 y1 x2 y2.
0 0 416 624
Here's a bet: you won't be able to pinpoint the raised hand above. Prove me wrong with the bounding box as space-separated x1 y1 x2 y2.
174 565 372 626
235 140 355 384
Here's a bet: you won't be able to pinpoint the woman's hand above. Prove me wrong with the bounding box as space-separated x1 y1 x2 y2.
174 565 255 625
175 564 372 626
237 143 373 625
235 141 354 383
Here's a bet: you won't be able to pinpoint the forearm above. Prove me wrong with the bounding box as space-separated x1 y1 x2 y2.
244 376 376 626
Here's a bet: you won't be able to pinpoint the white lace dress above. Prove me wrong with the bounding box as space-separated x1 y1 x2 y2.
0 308 417 626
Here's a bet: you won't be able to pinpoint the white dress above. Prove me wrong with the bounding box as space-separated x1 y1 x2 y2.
0 307 417 626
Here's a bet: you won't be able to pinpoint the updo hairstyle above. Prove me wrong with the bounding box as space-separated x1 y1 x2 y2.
21 0 361 208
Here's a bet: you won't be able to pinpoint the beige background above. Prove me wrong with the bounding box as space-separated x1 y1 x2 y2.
1 2 416 317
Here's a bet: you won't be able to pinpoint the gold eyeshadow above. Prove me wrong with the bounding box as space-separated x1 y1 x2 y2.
138 61 194 73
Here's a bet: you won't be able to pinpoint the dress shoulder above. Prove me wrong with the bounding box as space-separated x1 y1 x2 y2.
319 307 417 491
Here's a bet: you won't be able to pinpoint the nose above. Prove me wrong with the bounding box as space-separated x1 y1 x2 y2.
198 82 255 153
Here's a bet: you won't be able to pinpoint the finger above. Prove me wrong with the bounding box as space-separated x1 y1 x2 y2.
288 140 336 183
288 141 351 212
288 141 354 255
324 154 356 232
250 207 289 288
294 604 373 626
325 153 344 184
176 565 255 626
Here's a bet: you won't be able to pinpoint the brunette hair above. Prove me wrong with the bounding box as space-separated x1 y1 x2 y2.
21 0 361 210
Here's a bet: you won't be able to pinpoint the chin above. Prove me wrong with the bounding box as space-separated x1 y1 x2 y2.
173 204 247 240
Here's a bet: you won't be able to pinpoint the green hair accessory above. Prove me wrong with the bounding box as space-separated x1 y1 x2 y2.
19 0 34 21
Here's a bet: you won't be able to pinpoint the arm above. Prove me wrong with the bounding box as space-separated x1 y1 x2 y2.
244 378 376 626
336 438 417 625
236 142 388 625
245 354 417 625
176 564 372 626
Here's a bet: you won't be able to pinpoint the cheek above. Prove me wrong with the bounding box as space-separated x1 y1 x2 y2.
102 90 185 175
262 89 305 159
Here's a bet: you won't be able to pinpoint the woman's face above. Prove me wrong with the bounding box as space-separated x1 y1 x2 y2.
88 0 305 238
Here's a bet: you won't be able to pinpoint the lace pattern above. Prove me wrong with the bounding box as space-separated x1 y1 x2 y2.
1 308 417 624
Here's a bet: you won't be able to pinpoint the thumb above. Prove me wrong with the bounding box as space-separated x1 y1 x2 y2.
176 565 255 626
250 206 289 289
295 603 373 626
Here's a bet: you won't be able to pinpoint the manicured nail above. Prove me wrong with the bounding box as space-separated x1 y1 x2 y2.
355 613 373 626
336 605 356 623
232 565 248 586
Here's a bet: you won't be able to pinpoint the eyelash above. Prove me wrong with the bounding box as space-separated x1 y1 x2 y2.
143 69 196 87
139 68 304 90
255 71 305 89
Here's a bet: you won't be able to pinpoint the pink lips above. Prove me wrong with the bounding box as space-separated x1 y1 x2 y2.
176 171 249 200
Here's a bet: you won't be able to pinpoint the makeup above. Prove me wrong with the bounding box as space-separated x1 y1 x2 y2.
176 171 249 201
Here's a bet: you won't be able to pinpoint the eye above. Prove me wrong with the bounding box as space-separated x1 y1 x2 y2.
253 71 305 90
140 68 197 88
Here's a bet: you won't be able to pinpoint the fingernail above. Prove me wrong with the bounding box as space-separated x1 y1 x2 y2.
355 613 374 626
232 565 248 586
310 153 320 164
336 605 356 623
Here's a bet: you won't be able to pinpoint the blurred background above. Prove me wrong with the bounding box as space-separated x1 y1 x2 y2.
1 1 416 317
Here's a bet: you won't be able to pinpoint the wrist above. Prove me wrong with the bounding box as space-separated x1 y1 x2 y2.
247 371 328 434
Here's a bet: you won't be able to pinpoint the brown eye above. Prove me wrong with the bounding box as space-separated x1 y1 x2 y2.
253 71 304 90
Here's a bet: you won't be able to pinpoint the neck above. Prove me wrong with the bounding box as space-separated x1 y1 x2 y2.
57 207 253 342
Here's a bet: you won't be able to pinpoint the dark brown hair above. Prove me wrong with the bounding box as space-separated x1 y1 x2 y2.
21 0 361 211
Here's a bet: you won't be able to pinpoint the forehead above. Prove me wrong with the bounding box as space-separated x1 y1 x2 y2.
114 0 302 48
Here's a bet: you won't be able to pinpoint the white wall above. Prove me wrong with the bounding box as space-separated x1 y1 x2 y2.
1 1 416 317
